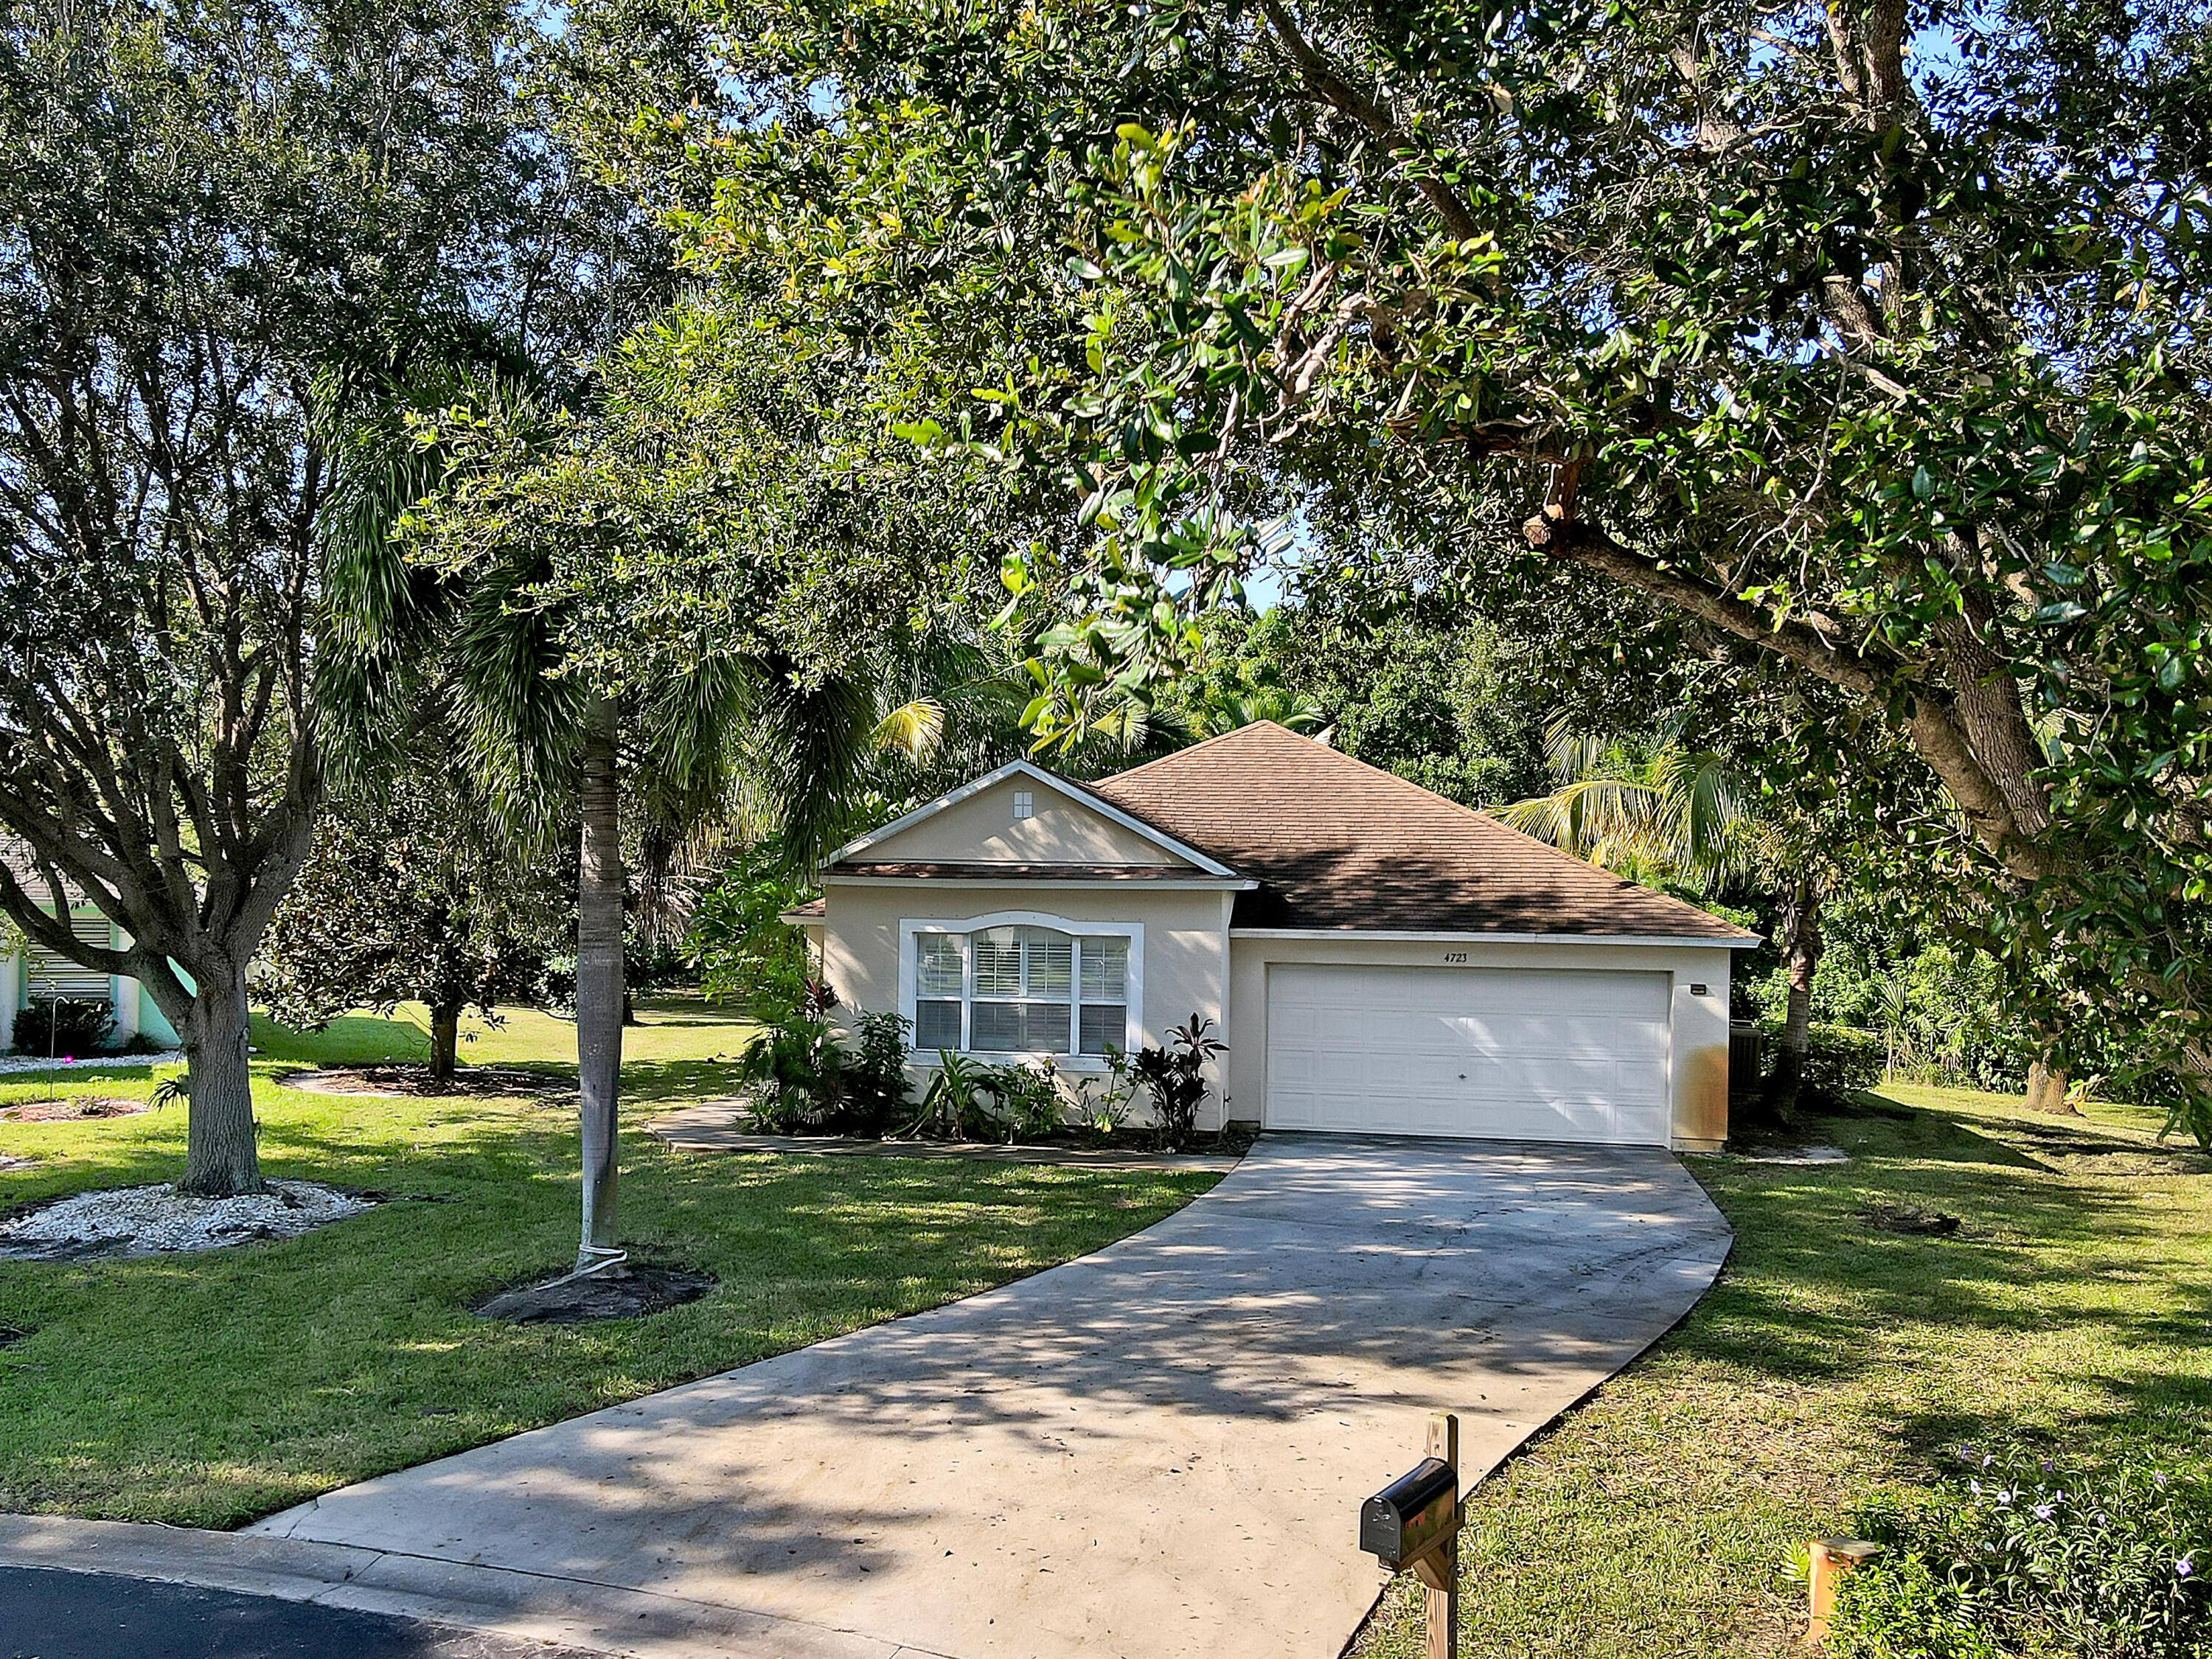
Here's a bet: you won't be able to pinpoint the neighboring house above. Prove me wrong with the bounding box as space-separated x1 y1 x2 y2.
0 841 180 1053
788 721 1759 1150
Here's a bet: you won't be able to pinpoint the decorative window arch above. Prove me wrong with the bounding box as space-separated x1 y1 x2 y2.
897 913 1144 1065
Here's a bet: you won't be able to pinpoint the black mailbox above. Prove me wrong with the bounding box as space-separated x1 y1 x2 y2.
1358 1455 1458 1569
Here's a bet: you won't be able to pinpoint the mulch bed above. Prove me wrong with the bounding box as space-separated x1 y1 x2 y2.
275 1065 569 1099
0 1096 150 1123
473 1262 717 1325
1859 1202 1962 1236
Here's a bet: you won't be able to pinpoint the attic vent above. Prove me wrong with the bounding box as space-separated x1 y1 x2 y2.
1012 790 1034 821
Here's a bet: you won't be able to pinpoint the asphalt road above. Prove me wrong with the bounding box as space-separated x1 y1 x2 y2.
0 1566 597 1659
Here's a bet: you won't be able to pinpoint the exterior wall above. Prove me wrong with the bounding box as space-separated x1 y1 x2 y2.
866 776 1187 867
820 882 1234 1093
1223 934 1738 1150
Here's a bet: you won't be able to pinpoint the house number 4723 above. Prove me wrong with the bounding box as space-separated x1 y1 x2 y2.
1441 951 1469 965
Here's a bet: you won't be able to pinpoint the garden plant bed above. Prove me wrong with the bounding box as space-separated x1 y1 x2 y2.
472 1260 717 1324
0 1096 150 1123
0 1051 181 1077
0 1180 378 1260
275 1064 570 1099
645 1102 1255 1169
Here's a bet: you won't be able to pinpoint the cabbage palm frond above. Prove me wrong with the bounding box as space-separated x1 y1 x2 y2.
874 697 947 763
1504 727 1756 894
734 663 879 875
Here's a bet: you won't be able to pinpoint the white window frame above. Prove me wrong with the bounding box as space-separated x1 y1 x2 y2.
899 912 1143 1070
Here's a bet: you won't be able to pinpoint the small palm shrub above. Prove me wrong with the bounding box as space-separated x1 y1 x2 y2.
735 978 842 1130
1831 1450 2212 1659
1130 1015 1226 1151
915 1051 994 1138
13 995 116 1057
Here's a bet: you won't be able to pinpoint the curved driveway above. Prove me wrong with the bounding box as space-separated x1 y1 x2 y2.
248 1135 1732 1659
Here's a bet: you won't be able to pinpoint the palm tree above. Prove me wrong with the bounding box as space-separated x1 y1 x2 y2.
1503 720 1826 1113
321 376 876 1269
1499 723 1753 890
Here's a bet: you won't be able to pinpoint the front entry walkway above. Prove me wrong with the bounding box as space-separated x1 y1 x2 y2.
246 1136 1731 1659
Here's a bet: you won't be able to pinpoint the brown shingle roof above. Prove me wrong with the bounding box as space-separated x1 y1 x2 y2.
1088 723 1753 941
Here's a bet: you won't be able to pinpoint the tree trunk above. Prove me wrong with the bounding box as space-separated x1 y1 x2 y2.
178 967 263 1197
574 694 625 1267
1761 877 1826 1116
428 1001 462 1087
2024 1060 2076 1115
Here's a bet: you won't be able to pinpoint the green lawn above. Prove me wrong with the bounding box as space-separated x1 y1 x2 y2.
0 998 1217 1527
1353 1085 2212 1658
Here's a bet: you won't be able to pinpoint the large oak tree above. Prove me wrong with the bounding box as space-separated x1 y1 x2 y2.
579 0 2212 1132
0 0 622 1192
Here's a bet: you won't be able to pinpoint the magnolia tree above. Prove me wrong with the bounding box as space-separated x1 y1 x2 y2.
574 0 2212 1134
252 773 572 1082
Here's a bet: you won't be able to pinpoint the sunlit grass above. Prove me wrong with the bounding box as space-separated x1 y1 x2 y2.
0 995 1214 1526
1352 1085 2212 1658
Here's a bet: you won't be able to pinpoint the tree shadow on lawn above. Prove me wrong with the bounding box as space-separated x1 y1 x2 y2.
1672 1099 2193 1383
0 1115 1212 1526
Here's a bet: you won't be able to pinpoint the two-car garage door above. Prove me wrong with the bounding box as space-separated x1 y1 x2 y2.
1265 964 1673 1145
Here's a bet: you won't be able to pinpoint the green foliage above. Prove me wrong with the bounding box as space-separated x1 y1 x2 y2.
0 0 598 1187
1751 922 2028 1093
1790 1023 1889 1104
734 978 844 1132
917 1052 997 1140
841 1011 914 1138
611 0 2212 1135
1068 1049 1139 1140
11 996 116 1059
1503 722 1757 894
1826 1554 2000 1659
1165 606 1551 807
251 770 570 1035
1834 1452 2212 1659
686 845 815 1020
980 1060 1068 1144
1130 1015 1226 1152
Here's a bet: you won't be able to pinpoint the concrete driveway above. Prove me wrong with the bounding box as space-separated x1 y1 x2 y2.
246 1135 1731 1659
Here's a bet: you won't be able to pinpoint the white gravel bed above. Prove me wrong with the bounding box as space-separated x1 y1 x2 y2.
0 1049 181 1075
0 1180 376 1256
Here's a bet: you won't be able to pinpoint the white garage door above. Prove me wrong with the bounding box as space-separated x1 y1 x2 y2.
1265 964 1673 1145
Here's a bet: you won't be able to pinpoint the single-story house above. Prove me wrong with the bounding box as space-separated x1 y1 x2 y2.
788 721 1758 1150
0 840 179 1053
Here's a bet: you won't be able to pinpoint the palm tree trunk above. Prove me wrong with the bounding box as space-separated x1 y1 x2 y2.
575 694 625 1267
177 965 263 1197
1762 877 1826 1115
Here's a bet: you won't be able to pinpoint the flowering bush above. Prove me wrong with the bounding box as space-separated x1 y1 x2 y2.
1830 1450 2212 1659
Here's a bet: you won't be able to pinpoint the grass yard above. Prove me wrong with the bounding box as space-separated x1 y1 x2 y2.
0 998 1217 1527
1354 1084 2212 1659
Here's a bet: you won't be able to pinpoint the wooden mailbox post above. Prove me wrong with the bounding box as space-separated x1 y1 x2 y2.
1358 1413 1463 1659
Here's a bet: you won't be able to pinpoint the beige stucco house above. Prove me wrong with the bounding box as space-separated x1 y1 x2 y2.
789 722 1757 1150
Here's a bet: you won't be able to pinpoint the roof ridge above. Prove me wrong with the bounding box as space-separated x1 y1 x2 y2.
1093 720 1751 940
1094 720 1298 787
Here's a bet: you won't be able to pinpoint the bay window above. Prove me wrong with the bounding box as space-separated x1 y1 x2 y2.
905 920 1136 1060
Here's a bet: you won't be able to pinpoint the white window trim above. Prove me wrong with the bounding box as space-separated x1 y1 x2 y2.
899 911 1144 1071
